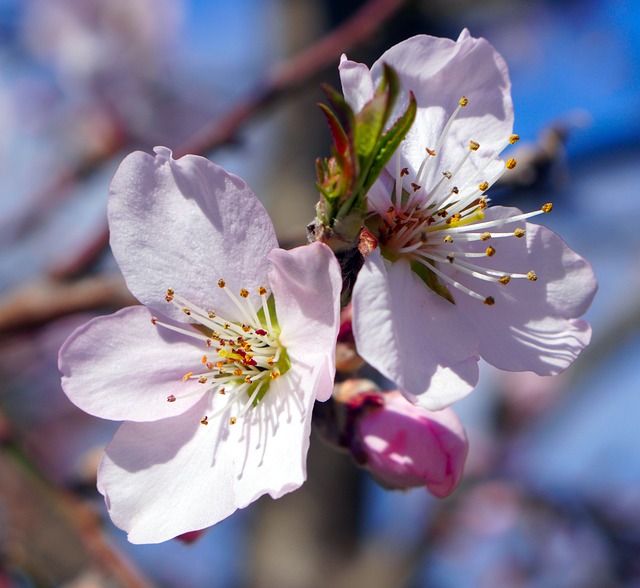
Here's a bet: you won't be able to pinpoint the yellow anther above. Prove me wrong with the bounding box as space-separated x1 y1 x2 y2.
244 375 252 384
240 289 249 298
542 202 553 213
479 197 488 210
443 235 454 243
478 181 489 192
425 148 436 157
486 246 496 257
506 158 517 169
208 311 216 319
514 228 526 238
233 368 243 376
469 140 480 151
484 296 495 306
527 271 538 282
459 96 468 107
258 286 267 296
270 370 281 380
182 372 193 381
480 232 491 241
217 279 226 288
499 276 511 285
198 376 208 384
446 213 462 225
165 288 175 302
201 355 208 364
229 417 237 425
182 307 191 315
509 134 520 144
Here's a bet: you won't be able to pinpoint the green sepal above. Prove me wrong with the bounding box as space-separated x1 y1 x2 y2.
321 83 356 140
354 91 388 158
318 102 350 160
256 294 280 334
361 91 417 195
410 259 455 305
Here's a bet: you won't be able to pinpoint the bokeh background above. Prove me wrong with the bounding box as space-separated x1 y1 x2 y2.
1 0 639 586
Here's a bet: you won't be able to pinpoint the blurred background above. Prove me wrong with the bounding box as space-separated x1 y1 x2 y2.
1 0 639 586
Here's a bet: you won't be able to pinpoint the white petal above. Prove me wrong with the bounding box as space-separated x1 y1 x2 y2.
339 54 375 112
59 306 207 422
445 206 597 374
352 250 479 406
369 33 513 188
268 243 342 402
98 365 315 544
108 147 278 322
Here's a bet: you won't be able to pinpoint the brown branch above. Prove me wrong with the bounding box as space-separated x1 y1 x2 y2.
0 415 154 588
0 274 136 336
49 0 406 280
177 0 406 157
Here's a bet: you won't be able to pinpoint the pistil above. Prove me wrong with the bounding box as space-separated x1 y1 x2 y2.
152 282 288 426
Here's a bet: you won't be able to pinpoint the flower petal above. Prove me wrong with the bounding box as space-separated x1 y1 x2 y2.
267 243 342 402
359 391 468 497
59 306 208 422
98 365 315 544
340 31 513 194
352 249 479 408
339 54 375 112
446 206 597 374
108 147 278 322
372 31 513 184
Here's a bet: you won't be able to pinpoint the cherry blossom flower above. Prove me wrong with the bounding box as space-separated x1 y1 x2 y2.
59 147 342 544
352 390 468 496
339 30 597 409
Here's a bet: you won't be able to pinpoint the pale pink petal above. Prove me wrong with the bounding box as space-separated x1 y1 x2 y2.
98 362 315 544
267 243 342 402
339 31 514 198
108 147 278 323
359 391 468 497
339 54 375 112
352 249 479 407
369 31 513 187
59 306 207 422
445 206 597 374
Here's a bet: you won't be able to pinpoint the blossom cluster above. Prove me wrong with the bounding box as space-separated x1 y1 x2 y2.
59 30 596 543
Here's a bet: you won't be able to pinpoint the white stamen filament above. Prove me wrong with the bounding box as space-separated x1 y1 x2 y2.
376 97 546 307
155 282 286 426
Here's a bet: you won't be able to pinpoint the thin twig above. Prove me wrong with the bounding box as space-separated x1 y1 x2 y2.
49 0 407 280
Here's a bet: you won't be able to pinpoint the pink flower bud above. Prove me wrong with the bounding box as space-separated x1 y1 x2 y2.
355 391 468 497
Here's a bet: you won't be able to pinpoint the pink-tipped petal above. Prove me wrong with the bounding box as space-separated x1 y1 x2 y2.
108 147 278 322
352 249 479 407
60 306 207 422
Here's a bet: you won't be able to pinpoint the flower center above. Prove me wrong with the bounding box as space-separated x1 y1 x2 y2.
151 280 290 426
373 96 552 306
